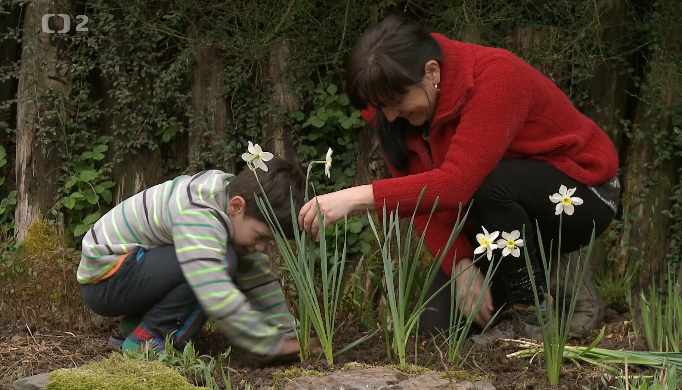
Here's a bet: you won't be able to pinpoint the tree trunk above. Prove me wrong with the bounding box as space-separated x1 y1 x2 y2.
573 0 640 274
189 46 232 172
15 0 72 242
100 10 164 205
265 41 300 166
0 4 22 199
617 6 681 309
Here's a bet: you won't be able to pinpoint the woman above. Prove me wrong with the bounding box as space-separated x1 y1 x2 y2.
298 16 620 336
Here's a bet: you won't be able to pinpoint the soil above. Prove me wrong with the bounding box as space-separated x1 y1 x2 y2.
0 304 651 390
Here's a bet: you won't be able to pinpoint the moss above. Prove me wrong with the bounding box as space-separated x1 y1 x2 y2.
47 354 208 390
272 367 326 390
21 216 66 259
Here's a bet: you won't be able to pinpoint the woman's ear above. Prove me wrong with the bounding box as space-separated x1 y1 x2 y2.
227 196 246 216
425 60 441 86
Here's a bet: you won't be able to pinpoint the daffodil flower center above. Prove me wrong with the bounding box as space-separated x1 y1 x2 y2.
481 237 490 247
561 196 572 206
506 239 516 249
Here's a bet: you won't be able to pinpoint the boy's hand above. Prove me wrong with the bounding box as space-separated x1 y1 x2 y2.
278 337 322 357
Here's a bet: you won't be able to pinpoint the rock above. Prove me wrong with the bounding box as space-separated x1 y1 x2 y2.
277 366 496 390
12 373 51 390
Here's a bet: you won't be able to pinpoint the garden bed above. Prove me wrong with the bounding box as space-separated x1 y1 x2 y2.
2 304 648 390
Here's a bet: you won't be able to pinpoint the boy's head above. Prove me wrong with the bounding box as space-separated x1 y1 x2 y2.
227 156 306 254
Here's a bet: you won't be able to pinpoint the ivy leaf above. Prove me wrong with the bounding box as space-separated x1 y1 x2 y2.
308 132 321 141
85 192 99 204
359 231 374 242
326 84 338 96
82 151 105 160
93 144 108 153
348 219 363 234
290 111 305 121
73 224 90 237
101 190 113 204
65 176 80 190
64 197 76 209
80 170 98 182
338 94 350 106
99 181 116 189
83 212 101 225
359 241 371 254
307 116 325 128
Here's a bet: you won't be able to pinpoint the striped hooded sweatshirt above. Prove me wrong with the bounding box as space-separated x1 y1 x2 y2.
78 170 295 356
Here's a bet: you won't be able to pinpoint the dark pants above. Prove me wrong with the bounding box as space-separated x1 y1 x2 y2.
420 159 617 333
80 245 207 349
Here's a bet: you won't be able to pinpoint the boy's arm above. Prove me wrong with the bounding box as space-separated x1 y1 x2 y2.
170 171 285 356
234 252 297 339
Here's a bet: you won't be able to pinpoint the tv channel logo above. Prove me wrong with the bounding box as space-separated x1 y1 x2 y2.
42 14 89 33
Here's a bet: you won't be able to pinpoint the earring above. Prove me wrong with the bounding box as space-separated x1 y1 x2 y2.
434 83 440 93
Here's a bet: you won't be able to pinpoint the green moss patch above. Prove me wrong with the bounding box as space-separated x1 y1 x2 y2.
47 354 208 390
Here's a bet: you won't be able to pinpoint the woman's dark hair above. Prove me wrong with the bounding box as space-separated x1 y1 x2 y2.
346 15 443 171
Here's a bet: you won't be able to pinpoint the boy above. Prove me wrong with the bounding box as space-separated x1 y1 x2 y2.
78 156 305 357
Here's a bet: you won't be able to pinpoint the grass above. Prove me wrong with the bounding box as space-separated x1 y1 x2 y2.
633 269 682 353
368 187 469 366
523 215 596 385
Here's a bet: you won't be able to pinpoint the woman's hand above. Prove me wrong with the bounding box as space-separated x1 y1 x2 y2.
453 258 494 327
298 185 376 240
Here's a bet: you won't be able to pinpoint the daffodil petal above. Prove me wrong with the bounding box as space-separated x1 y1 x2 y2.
502 247 511 257
511 247 521 257
566 187 576 197
326 148 333 159
497 239 507 247
476 233 484 243
515 239 524 247
555 203 563 215
549 194 563 203
489 231 500 241
254 159 269 172
325 165 331 178
482 226 489 236
248 141 255 154
253 144 263 154
564 204 574 215
559 185 568 196
241 152 254 162
486 247 494 260
474 246 486 255
261 151 274 161
510 230 520 240
572 197 584 205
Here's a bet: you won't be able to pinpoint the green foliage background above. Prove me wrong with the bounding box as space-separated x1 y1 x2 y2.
0 0 680 289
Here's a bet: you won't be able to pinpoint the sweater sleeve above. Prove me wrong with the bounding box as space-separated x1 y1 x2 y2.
377 156 474 273
234 252 297 339
170 173 285 357
371 59 531 217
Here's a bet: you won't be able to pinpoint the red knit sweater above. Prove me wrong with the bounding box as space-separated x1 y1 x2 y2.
363 34 619 275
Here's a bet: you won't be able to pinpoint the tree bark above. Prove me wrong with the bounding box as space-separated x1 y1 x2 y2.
189 46 232 172
100 10 164 205
616 6 681 308
265 40 300 166
0 4 22 200
15 0 72 242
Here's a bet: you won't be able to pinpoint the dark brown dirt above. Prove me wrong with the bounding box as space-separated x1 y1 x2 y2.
0 304 651 390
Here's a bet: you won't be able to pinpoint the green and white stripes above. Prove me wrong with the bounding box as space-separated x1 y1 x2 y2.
79 170 296 357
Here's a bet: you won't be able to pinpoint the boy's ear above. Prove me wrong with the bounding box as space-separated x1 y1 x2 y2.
227 196 246 216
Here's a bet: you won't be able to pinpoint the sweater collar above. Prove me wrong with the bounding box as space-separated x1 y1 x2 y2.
429 34 476 128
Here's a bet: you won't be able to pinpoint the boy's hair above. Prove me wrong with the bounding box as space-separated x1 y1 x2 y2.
229 156 306 239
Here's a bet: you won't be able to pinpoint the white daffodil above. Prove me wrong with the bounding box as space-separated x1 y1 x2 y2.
241 141 274 172
324 148 333 178
496 230 524 258
474 226 499 260
549 185 584 215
